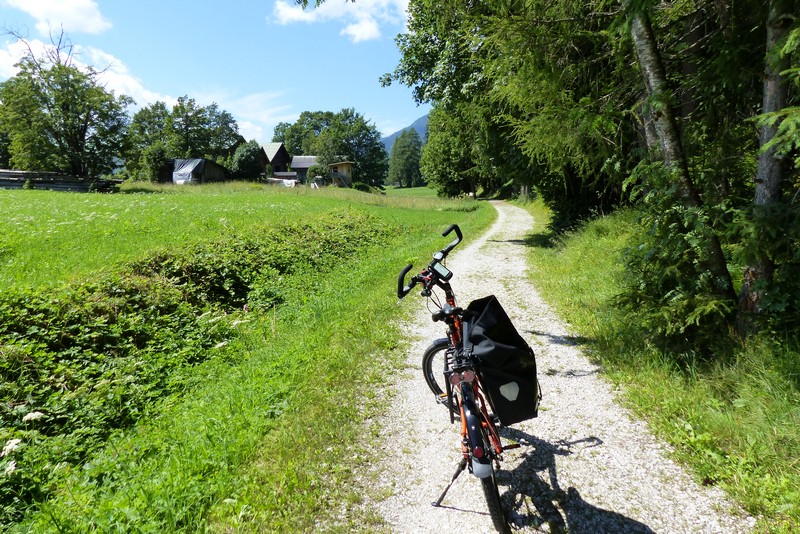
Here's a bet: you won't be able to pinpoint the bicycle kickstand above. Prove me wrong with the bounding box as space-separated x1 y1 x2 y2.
431 457 468 507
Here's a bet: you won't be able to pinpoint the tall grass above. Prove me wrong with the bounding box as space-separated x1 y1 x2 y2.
3 183 494 531
518 198 800 532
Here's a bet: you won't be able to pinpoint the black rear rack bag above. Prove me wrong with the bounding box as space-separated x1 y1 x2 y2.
463 295 540 425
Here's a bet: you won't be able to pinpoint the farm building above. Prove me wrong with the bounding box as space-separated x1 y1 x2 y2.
262 142 291 174
290 155 318 182
172 159 229 184
329 161 354 187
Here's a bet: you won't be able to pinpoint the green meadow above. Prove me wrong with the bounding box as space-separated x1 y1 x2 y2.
0 183 493 531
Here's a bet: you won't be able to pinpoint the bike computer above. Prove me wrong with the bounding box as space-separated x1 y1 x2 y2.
431 260 453 281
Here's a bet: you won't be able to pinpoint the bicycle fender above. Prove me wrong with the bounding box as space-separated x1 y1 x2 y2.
461 382 491 478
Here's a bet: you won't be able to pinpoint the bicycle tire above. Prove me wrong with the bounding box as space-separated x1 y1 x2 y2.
478 435 509 533
421 338 450 398
462 384 509 533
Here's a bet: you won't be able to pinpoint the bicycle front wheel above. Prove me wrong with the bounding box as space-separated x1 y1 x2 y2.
421 338 450 398
478 440 509 534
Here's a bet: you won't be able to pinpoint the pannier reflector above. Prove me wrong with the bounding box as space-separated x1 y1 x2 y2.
499 382 520 402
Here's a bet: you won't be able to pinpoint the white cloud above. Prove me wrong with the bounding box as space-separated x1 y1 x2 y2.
271 0 407 43
0 39 172 108
80 46 172 106
3 0 112 35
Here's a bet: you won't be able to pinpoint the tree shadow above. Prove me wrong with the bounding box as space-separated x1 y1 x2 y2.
496 429 656 533
525 329 591 348
524 231 559 249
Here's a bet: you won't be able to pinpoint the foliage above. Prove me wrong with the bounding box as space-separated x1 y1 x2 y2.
387 128 423 187
124 97 241 181
124 101 171 181
0 211 393 526
230 140 266 180
420 105 478 196
384 0 636 222
520 199 800 530
274 108 388 186
272 111 335 156
732 202 800 332
0 38 132 178
306 163 330 182
618 165 736 349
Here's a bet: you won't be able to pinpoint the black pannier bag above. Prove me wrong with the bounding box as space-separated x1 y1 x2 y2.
463 295 540 426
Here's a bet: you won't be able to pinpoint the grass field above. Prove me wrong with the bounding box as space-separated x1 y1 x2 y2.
0 182 467 290
0 182 495 531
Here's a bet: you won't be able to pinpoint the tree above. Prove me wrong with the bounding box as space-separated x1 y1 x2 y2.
204 103 242 163
0 34 132 178
420 104 476 196
125 101 170 180
230 140 266 180
387 128 423 187
272 111 336 156
737 0 795 333
168 96 210 159
276 108 387 185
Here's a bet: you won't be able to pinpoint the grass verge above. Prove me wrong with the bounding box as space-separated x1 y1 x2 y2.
518 198 800 533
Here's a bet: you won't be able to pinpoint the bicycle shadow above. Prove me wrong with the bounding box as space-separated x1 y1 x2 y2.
497 428 655 533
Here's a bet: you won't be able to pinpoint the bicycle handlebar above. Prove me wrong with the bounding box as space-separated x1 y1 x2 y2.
397 263 415 299
397 224 462 301
440 224 462 256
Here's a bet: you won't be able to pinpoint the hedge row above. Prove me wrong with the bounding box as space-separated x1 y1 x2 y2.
0 210 391 525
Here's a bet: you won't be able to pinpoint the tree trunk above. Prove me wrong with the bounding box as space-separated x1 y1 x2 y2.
737 0 793 335
629 6 736 302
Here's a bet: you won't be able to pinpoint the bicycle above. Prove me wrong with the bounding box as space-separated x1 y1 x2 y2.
398 224 540 533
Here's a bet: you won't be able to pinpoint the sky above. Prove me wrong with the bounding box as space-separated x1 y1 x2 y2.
0 0 431 143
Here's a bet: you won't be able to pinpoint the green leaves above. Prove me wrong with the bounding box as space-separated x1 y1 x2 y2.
0 48 131 178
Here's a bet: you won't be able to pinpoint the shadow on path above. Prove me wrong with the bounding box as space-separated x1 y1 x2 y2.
525 329 591 348
497 429 655 533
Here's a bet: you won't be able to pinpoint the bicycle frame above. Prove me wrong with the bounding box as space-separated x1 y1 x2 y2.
400 224 513 531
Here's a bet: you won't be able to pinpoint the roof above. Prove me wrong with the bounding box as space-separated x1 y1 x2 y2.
291 155 318 169
262 142 286 162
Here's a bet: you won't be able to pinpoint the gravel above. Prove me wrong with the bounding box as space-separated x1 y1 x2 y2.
358 201 755 533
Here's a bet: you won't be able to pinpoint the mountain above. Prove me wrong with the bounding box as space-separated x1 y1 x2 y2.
381 114 428 153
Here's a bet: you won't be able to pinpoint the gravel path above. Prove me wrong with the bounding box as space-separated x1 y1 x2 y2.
364 201 754 533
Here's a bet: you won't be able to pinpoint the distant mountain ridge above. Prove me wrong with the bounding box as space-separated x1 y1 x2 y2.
381 114 428 153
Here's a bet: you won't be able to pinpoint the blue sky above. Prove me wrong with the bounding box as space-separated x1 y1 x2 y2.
0 0 430 143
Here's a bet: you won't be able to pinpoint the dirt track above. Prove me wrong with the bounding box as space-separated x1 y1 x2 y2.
356 201 754 533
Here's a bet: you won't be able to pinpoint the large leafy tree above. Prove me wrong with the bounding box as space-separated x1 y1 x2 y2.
274 108 387 185
272 111 336 156
387 128 423 187
229 139 266 179
125 101 170 180
125 97 240 180
0 36 132 178
168 96 211 159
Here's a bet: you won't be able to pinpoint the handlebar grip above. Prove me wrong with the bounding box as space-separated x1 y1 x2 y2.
441 224 463 255
397 263 414 299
